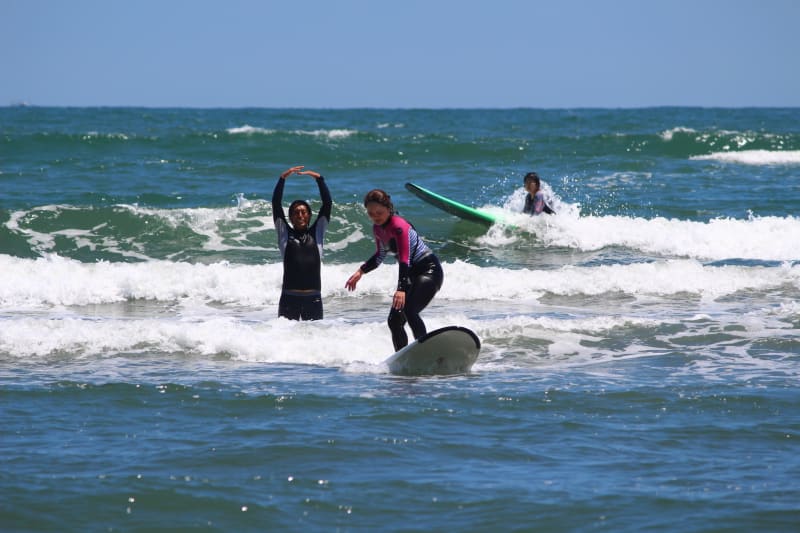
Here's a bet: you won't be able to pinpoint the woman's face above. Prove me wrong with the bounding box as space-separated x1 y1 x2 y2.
365 201 392 225
289 204 311 231
525 180 539 195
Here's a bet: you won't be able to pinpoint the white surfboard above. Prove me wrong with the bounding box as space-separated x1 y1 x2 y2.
385 326 481 376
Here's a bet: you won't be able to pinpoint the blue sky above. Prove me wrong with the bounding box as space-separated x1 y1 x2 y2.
2 0 798 108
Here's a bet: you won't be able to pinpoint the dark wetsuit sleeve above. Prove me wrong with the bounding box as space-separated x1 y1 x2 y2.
393 222 413 292
361 252 381 273
272 178 287 222
272 178 290 256
397 263 412 292
310 177 332 259
361 232 386 273
316 177 332 221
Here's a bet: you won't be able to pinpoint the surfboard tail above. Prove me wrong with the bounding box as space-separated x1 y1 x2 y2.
405 182 499 226
385 326 481 376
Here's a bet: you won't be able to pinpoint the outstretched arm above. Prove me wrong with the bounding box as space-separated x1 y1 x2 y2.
272 166 306 221
298 170 332 221
345 269 362 291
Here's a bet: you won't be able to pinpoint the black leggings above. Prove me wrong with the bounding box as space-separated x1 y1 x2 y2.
388 255 444 351
279 291 323 321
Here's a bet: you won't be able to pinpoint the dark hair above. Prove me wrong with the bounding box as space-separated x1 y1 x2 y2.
523 172 541 187
363 189 394 214
288 199 312 218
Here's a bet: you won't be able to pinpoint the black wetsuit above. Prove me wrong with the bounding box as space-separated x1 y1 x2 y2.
360 214 444 351
272 177 332 320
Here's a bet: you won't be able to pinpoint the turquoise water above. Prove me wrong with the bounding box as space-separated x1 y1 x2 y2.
2 107 799 531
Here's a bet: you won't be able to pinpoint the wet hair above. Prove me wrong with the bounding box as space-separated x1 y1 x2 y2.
363 189 394 214
523 172 541 187
288 199 312 219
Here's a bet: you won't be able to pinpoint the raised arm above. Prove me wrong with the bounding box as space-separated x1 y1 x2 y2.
272 165 305 221
297 169 332 221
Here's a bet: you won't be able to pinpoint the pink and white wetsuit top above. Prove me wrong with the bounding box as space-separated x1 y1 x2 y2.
360 214 433 291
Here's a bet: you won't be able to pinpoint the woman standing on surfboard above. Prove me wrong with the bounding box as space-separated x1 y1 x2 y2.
345 189 444 351
272 165 332 321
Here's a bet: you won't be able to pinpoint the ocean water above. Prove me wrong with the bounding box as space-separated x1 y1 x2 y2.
1 106 799 531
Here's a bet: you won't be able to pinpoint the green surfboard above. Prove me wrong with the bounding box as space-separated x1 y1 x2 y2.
405 182 500 226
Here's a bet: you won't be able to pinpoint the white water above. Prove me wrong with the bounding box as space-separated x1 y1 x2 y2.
489 188 800 261
2 252 798 376
3 193 799 373
1 254 798 309
7 189 800 262
691 150 800 165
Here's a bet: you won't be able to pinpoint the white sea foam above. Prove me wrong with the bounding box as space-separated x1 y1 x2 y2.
11 192 797 264
117 203 277 256
1 254 797 309
482 191 800 261
660 127 696 141
0 314 397 367
3 304 795 378
226 125 357 139
1 252 796 373
660 127 769 150
440 259 800 302
533 213 800 261
300 129 357 139
691 150 800 165
0 310 631 365
226 125 276 135
0 309 683 363
82 131 130 140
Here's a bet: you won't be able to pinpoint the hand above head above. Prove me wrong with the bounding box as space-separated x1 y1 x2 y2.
280 165 305 180
297 169 322 179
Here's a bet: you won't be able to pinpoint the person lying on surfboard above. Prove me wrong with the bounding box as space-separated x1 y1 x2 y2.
523 172 555 215
272 165 332 321
345 189 444 351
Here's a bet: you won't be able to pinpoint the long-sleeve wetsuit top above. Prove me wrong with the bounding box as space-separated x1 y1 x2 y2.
360 214 433 292
272 177 332 292
523 191 555 215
